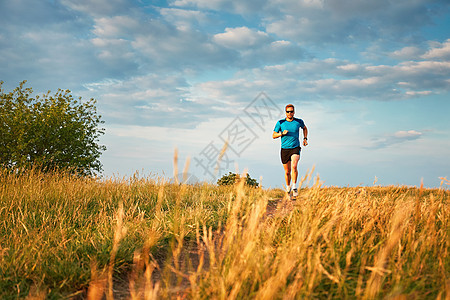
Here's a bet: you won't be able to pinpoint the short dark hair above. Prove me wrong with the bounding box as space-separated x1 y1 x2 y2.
285 104 294 111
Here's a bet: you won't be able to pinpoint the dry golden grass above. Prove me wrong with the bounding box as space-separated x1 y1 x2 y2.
1 167 449 299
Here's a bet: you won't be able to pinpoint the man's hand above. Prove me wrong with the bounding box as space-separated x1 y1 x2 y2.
282 130 288 136
303 138 308 146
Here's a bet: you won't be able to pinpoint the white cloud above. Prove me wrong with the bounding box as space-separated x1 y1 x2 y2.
390 38 450 64
266 15 320 43
170 0 269 14
422 39 450 61
367 130 424 149
159 7 209 30
213 27 270 49
171 0 226 10
61 0 129 17
390 46 424 60
92 16 139 37
337 64 361 72
394 130 422 138
405 91 432 96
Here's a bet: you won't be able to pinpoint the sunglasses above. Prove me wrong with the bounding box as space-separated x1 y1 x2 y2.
286 110 294 113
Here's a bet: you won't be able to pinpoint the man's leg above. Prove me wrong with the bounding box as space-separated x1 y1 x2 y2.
291 154 300 197
291 154 300 186
283 162 291 192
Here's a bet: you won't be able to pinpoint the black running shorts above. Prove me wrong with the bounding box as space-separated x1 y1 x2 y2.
280 146 301 164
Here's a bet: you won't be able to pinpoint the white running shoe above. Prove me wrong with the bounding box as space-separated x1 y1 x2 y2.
292 188 298 197
286 185 292 194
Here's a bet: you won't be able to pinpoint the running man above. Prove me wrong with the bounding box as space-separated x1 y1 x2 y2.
272 104 308 198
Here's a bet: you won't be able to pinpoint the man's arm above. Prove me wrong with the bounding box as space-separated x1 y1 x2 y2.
302 126 308 146
273 130 288 139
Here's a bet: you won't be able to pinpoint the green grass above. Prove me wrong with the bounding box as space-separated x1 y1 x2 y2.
0 168 449 299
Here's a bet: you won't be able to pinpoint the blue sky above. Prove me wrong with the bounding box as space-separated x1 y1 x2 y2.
1 0 449 188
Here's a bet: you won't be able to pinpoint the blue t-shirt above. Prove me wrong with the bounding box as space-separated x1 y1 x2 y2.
274 117 305 149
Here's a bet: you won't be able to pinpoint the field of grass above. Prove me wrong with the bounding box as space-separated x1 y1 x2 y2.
0 168 449 299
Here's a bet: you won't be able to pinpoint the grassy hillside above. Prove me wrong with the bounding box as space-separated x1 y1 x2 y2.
0 168 448 299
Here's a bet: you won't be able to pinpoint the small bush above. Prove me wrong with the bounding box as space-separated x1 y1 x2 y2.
217 172 259 187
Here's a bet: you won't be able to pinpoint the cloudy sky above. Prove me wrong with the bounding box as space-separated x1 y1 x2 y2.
1 0 449 188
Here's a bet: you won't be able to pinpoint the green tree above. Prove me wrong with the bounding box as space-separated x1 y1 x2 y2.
217 172 259 187
0 81 106 176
